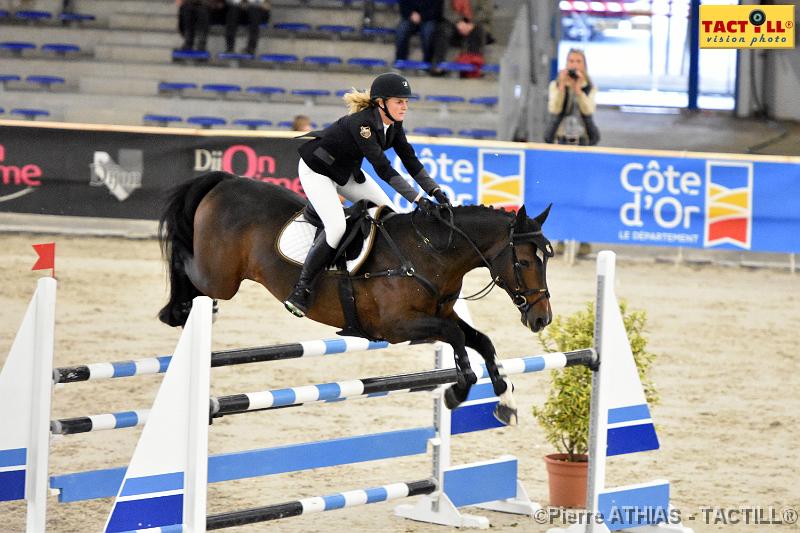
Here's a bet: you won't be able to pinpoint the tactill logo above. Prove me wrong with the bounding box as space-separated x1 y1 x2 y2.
89 150 143 201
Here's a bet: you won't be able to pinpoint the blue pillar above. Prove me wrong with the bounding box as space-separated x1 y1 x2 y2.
687 0 700 110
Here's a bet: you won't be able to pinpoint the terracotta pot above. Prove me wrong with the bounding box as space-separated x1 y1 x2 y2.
544 453 588 508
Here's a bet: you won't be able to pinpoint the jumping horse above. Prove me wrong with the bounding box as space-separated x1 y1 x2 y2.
158 171 554 425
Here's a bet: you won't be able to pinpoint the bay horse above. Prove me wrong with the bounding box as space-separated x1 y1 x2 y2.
158 171 553 425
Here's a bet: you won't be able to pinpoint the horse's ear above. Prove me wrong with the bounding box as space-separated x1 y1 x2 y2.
533 203 552 226
514 205 528 228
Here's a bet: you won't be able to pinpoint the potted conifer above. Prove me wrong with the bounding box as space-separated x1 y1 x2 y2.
533 301 658 508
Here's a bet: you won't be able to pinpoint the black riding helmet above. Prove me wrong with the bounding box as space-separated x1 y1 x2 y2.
370 73 411 122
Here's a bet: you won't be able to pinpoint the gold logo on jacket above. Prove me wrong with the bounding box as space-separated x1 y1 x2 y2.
359 125 371 139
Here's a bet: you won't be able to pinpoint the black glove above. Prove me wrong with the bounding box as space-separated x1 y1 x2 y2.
432 188 450 205
416 197 435 215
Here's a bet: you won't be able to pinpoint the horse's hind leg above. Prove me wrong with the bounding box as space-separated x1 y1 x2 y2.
457 318 518 426
158 248 203 327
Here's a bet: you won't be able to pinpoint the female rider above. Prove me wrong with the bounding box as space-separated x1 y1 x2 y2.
284 72 450 317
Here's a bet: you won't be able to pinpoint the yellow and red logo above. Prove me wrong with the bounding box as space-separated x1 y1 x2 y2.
700 4 794 49
477 149 525 211
704 161 753 250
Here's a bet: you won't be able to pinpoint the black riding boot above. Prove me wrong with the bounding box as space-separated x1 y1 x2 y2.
284 232 336 317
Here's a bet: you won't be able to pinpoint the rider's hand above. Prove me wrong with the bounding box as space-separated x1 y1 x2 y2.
432 188 450 205
416 197 436 215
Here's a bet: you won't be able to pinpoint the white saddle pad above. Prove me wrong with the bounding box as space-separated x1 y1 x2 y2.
276 207 382 274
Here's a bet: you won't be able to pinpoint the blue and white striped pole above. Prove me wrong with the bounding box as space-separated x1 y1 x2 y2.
54 337 402 383
206 479 436 529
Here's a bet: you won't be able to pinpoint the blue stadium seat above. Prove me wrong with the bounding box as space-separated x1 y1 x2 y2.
273 22 312 32
247 85 285 96
426 95 465 114
0 74 21 87
413 127 453 137
10 108 50 120
0 42 37 54
426 95 466 104
469 96 499 107
14 10 52 22
201 83 242 97
459 128 497 139
0 9 8 19
291 88 331 105
374 0 399 5
317 24 356 37
143 114 183 126
481 64 500 75
158 81 197 94
258 53 298 65
172 49 210 61
26 75 66 89
247 86 286 98
347 57 388 69
186 116 227 128
303 55 343 67
41 43 81 56
59 12 96 23
0 107 4 114
393 59 431 71
217 51 253 61
233 119 273 130
436 61 478 75
362 26 396 38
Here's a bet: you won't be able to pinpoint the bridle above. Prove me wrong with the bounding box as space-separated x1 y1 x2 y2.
413 207 554 315
485 223 554 315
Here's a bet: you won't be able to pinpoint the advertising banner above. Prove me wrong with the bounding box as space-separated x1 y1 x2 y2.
2 122 798 253
0 123 304 219
372 142 800 254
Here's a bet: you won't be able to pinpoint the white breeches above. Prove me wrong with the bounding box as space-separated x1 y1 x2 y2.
298 159 396 247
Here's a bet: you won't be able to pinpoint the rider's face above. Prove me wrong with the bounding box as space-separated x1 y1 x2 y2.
381 97 409 122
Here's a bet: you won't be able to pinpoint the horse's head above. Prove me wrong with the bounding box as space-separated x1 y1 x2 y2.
494 205 554 332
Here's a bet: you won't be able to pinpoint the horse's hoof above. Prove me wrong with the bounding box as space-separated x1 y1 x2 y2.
444 384 469 410
494 403 518 427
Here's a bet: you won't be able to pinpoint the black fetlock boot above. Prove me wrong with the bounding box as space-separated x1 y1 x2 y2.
284 232 336 317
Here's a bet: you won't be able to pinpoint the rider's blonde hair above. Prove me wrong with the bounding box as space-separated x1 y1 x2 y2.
343 88 374 114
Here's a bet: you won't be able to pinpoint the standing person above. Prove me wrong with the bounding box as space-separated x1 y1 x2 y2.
225 0 270 55
543 48 600 146
284 73 450 318
395 0 444 65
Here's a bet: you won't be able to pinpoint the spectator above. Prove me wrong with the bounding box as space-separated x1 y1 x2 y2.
395 0 443 65
176 0 212 52
543 48 600 146
225 0 270 56
431 0 492 77
292 114 312 132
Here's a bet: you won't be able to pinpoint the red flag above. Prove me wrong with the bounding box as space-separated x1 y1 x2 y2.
32 242 55 274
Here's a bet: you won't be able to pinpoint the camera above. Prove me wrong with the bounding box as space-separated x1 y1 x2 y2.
567 69 578 80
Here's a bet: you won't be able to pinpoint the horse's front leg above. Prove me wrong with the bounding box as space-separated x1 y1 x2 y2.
457 318 518 426
385 316 477 409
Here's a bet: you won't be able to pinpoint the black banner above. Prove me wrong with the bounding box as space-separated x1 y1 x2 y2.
0 123 305 220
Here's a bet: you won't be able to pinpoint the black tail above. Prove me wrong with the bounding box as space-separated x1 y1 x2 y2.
158 171 235 326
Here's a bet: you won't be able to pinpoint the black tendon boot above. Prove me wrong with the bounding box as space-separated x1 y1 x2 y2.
284 232 336 317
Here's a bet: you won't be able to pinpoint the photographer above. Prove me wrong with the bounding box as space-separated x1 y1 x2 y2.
544 48 600 146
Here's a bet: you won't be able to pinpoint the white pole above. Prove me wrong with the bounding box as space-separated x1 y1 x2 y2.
27 278 57 533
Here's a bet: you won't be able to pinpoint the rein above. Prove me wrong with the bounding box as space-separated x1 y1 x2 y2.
415 207 554 313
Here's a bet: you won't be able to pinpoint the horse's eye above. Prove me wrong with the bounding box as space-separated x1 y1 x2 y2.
519 259 531 267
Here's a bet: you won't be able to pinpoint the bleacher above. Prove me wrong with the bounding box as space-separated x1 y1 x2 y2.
0 0 512 137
